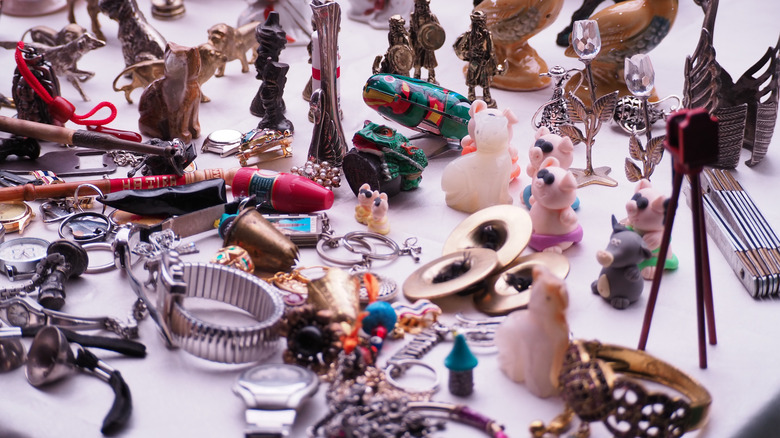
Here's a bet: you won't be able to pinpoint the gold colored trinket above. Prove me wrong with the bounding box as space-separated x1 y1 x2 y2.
475 252 570 316
0 202 34 234
442 204 532 271
210 245 255 273
222 208 299 273
307 267 361 324
237 129 293 166
403 248 498 301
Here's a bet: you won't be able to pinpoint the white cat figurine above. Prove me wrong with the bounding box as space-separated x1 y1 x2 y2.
495 265 570 398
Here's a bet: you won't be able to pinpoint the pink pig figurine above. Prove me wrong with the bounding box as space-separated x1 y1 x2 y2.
528 157 582 253
523 127 576 209
623 179 678 279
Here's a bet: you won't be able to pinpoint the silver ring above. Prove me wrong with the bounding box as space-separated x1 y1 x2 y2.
342 231 399 261
385 359 440 394
316 236 375 266
73 183 106 214
82 242 117 274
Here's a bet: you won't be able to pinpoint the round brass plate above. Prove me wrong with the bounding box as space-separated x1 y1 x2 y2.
403 248 498 301
442 204 532 270
419 22 446 51
474 252 570 315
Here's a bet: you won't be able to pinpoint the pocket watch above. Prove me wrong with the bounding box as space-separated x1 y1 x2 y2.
0 237 50 281
233 363 319 438
0 202 34 234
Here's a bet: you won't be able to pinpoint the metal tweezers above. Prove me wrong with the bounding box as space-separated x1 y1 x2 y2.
699 168 780 298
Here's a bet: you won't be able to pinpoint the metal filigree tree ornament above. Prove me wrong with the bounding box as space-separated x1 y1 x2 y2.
623 54 664 182
559 20 619 188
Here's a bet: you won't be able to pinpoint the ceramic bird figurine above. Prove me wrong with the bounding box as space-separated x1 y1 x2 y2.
564 0 678 105
474 0 565 91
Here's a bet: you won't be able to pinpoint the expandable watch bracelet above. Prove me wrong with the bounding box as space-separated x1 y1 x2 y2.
113 226 285 363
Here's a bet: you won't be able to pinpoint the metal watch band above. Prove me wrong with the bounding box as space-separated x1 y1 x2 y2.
167 261 284 363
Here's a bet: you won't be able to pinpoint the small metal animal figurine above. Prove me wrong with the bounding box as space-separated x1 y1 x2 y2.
454 10 502 108
207 22 261 77
528 157 582 253
112 43 226 104
592 215 652 309
99 0 166 68
12 46 62 125
7 34 106 102
251 12 288 118
22 23 88 46
256 58 294 134
367 191 390 235
409 0 444 84
495 265 569 398
372 15 414 76
67 0 105 41
138 42 202 143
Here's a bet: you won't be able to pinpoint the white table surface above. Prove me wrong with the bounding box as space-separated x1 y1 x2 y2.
0 0 779 437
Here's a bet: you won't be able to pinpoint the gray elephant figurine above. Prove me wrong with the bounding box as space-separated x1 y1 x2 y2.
591 215 652 309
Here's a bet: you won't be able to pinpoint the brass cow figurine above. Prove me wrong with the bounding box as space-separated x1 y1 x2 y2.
112 42 227 103
207 21 260 77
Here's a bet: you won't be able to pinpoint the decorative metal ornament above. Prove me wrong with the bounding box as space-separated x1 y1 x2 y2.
623 54 665 182
150 0 185 20
453 10 503 108
310 0 348 166
372 15 414 76
474 252 569 315
532 65 578 134
210 245 255 273
684 0 780 168
403 248 499 301
236 128 293 166
560 20 619 188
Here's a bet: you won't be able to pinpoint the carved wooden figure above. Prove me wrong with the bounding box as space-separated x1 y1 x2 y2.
138 42 202 143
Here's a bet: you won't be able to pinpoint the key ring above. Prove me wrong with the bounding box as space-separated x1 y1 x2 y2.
385 359 440 394
342 231 399 261
316 235 376 267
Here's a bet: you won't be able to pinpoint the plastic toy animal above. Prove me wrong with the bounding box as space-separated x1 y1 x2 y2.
441 100 514 213
355 183 376 225
528 157 582 253
623 179 677 280
112 43 226 104
495 265 569 398
523 126 575 208
367 192 390 235
460 101 520 181
207 22 260 77
138 42 202 143
99 0 166 68
592 215 652 309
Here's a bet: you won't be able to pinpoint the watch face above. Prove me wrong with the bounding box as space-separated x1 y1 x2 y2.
0 203 28 221
6 302 29 327
242 364 314 388
0 239 48 262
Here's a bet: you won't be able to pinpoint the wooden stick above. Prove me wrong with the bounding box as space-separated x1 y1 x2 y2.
0 168 240 203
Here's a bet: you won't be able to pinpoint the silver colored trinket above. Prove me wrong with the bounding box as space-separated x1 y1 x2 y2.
533 65 578 134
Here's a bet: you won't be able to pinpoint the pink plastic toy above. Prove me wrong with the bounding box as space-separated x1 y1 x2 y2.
528 157 582 253
367 191 390 235
355 183 376 225
623 179 678 280
441 100 515 213
495 265 569 398
523 126 575 208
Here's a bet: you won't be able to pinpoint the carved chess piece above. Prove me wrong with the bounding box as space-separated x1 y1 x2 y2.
257 58 294 134
251 12 288 118
474 0 564 91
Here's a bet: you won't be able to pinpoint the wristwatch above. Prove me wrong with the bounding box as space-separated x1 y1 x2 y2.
0 202 33 234
0 297 138 339
113 226 285 363
0 237 49 281
233 363 319 438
